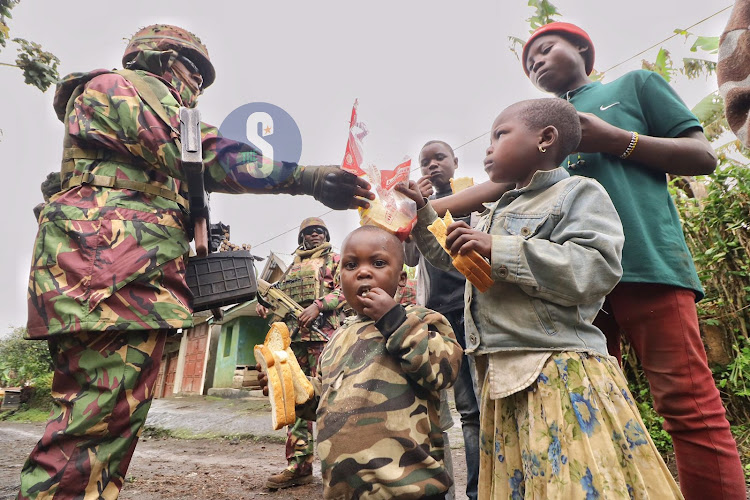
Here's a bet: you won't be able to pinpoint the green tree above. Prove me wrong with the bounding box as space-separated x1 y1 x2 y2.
0 0 59 92
0 326 53 387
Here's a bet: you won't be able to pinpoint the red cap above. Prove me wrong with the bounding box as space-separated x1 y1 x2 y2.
522 22 595 76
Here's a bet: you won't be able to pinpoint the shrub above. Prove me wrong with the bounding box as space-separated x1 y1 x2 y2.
0 326 53 388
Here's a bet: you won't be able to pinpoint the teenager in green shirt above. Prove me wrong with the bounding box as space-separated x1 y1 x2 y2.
520 22 744 500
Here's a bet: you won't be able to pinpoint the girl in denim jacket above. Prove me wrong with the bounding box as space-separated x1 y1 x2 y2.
399 98 682 499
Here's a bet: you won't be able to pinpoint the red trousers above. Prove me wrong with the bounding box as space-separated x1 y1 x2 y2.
595 283 745 500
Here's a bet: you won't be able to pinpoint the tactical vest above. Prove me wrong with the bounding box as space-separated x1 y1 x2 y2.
278 254 330 306
59 70 188 211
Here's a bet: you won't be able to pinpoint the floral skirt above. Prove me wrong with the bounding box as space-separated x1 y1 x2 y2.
478 352 683 500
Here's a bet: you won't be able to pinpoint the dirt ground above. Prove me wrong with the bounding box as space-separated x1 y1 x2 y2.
0 421 468 500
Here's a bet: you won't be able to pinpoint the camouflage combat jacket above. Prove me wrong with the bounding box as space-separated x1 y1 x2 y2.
278 243 344 343
302 304 461 499
27 69 303 339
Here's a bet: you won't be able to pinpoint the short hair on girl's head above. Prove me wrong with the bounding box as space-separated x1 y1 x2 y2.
421 140 456 159
511 98 582 161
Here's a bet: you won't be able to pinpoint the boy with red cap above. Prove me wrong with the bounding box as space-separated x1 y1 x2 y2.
521 21 744 500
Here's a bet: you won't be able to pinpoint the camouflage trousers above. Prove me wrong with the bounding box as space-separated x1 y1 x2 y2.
285 341 325 475
17 329 167 500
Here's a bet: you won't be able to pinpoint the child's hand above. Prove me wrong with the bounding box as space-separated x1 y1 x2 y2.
256 363 269 397
360 287 398 322
416 175 434 199
446 221 492 260
395 181 427 209
576 112 623 154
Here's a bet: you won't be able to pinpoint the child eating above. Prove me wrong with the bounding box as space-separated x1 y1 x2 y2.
399 98 683 499
259 224 462 499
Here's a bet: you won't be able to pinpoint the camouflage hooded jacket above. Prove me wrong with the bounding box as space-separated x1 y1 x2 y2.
300 304 461 499
27 63 303 339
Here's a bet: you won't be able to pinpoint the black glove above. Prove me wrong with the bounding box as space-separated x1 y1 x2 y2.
299 165 361 210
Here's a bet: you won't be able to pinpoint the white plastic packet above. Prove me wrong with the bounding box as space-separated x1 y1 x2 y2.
357 159 416 241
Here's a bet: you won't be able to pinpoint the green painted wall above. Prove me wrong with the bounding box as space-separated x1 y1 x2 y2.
212 316 271 388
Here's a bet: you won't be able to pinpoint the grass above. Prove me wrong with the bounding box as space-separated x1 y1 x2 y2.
140 425 286 444
0 406 50 423
730 424 750 485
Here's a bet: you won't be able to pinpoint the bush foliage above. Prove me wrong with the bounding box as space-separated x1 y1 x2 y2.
671 160 750 423
0 326 52 387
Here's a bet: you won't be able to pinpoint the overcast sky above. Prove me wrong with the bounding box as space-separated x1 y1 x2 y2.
0 0 731 332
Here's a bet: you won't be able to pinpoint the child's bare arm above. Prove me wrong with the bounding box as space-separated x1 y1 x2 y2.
577 112 716 176
430 181 513 216
397 180 512 216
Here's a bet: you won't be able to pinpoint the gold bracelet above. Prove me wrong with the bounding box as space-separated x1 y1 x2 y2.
620 131 639 159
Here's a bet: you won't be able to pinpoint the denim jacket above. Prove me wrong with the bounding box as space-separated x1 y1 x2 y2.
412 167 624 356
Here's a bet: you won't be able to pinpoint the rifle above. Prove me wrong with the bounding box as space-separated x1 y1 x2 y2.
256 278 328 340
180 107 209 257
181 108 258 317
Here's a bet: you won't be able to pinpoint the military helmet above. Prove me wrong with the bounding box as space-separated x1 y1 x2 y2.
298 217 329 244
122 24 216 88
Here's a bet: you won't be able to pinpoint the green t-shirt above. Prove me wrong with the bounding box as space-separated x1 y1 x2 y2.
562 70 704 299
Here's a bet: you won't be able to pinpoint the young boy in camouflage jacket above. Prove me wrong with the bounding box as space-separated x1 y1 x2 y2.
262 225 462 499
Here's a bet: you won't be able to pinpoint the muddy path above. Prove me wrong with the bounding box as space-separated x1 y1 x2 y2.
0 422 468 500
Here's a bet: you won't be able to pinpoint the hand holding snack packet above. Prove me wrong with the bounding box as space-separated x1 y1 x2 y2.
398 181 493 292
356 160 417 241
340 100 416 241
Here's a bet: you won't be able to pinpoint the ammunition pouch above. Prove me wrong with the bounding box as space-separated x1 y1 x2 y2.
278 272 318 305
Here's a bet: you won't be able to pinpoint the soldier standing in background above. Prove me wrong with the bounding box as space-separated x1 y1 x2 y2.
19 25 372 500
255 217 346 489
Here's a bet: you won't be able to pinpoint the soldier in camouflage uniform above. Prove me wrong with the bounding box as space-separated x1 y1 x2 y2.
19 24 372 500
296 225 462 500
719 0 750 148
256 217 345 489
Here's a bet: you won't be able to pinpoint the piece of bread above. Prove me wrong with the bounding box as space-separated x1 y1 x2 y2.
452 254 493 293
264 322 313 404
255 323 314 429
265 322 291 351
450 176 474 194
285 347 315 404
254 344 293 430
272 350 297 428
427 210 494 293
